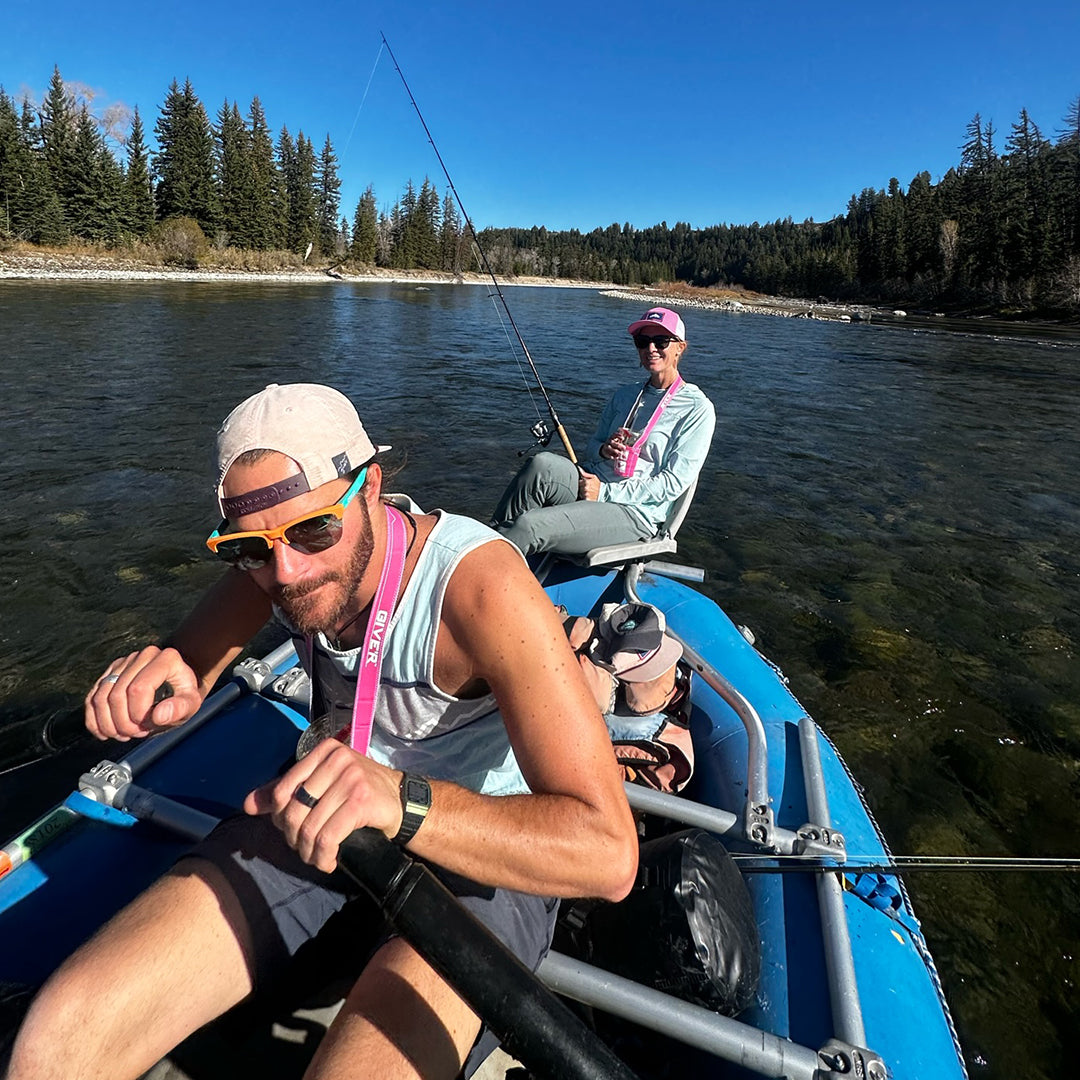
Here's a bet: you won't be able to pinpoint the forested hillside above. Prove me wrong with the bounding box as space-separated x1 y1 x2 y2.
2 67 1077 315
477 110 1080 316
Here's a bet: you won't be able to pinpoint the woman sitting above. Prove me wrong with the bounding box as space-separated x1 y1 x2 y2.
491 307 715 556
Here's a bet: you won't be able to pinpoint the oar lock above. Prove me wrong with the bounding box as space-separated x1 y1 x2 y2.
794 824 847 860
818 1039 887 1080
78 759 134 809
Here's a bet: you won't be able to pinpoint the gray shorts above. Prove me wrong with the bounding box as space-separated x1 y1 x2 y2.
182 814 558 1076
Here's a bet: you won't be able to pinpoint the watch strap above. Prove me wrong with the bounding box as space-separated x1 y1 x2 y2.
393 773 432 846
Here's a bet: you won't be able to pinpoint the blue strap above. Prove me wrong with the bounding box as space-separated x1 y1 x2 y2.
846 871 923 937
848 871 901 911
64 791 138 828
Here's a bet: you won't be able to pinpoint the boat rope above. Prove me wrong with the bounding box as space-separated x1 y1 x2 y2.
379 31 581 464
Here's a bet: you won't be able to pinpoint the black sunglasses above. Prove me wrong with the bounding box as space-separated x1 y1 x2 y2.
633 334 676 351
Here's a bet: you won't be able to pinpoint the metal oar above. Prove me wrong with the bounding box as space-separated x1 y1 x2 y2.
731 853 1080 873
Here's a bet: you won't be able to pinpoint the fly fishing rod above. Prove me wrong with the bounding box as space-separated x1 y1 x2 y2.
730 853 1080 874
379 32 581 465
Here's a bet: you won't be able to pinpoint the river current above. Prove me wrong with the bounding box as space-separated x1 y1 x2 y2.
0 279 1077 1079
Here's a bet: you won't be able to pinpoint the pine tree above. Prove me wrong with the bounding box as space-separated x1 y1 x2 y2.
275 126 296 249
39 67 77 226
247 98 278 249
902 171 941 290
18 96 67 243
1056 96 1080 260
124 107 155 236
67 104 120 241
215 99 249 245
153 78 217 234
958 114 1004 298
315 134 341 257
414 177 440 269
351 184 377 264
393 180 418 268
0 89 29 237
439 191 463 273
1003 108 1050 290
286 132 317 255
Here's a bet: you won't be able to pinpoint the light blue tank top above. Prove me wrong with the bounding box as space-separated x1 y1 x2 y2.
280 510 530 796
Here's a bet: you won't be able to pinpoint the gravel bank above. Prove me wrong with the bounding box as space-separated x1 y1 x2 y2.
0 252 603 289
602 286 880 323
1 251 883 321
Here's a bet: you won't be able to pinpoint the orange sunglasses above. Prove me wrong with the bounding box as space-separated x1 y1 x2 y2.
206 468 367 570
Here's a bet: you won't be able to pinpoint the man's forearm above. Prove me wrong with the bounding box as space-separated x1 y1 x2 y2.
404 781 637 903
165 569 273 696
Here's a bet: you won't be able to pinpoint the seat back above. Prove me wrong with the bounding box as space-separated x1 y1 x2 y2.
577 478 699 569
658 478 697 540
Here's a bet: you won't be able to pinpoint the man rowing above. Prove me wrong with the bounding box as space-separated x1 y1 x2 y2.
7 382 637 1080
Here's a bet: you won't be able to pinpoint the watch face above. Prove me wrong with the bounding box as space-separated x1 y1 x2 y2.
404 776 431 806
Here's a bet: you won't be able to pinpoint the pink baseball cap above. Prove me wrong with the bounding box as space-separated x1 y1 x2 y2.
627 307 686 342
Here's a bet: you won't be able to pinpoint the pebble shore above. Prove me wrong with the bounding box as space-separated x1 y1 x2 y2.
1 250 881 322
602 286 880 324
0 251 599 289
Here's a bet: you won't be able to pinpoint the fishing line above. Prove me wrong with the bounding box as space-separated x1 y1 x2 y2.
730 853 1080 874
380 31 580 464
464 240 547 428
340 41 385 162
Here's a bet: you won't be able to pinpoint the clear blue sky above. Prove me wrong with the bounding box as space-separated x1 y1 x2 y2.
4 1 1078 233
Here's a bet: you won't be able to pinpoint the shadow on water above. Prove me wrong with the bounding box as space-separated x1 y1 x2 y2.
1 279 1078 1080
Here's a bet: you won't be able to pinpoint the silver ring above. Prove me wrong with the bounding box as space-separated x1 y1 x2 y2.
101 674 121 685
294 785 320 809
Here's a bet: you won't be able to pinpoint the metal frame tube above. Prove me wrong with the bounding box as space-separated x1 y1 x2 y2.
799 716 867 1047
623 784 805 854
623 783 738 836
624 564 772 832
539 951 823 1080
119 641 298 777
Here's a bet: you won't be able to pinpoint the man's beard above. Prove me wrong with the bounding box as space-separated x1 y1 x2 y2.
273 499 376 636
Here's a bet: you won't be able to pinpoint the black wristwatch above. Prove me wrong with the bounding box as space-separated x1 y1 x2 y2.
393 773 432 846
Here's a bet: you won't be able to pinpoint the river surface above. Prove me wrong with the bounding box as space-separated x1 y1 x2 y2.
1 279 1078 1079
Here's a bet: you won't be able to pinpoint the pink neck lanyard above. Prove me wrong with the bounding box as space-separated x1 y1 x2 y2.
620 375 684 476
307 503 408 756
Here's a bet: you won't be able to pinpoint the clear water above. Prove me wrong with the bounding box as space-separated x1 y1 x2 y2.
1 279 1078 1079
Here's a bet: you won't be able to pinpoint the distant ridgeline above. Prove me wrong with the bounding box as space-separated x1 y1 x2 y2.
1 67 1078 314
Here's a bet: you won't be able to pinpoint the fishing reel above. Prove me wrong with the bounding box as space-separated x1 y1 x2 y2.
518 419 554 456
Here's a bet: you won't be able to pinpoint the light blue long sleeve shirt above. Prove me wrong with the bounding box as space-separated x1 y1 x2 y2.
584 378 716 531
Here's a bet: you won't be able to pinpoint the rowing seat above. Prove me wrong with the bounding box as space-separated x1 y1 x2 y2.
575 479 698 569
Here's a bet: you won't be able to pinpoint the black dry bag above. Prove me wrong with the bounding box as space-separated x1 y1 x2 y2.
583 828 761 1015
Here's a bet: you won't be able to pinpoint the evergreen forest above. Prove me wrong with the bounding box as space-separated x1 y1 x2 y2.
2 67 1079 316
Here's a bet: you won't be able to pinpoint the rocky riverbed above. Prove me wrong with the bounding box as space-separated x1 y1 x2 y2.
602 285 897 324
0 250 599 289
1 248 905 323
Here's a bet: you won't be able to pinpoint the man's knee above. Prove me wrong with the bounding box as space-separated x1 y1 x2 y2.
7 963 102 1079
314 937 481 1079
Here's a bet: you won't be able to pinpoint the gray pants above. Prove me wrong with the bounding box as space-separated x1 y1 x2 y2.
491 452 653 556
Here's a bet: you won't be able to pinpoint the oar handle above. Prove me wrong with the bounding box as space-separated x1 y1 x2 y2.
337 829 637 1080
